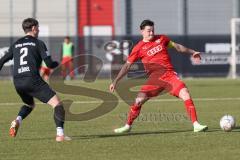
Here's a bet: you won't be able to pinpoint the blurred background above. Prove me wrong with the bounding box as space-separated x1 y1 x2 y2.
0 0 239 79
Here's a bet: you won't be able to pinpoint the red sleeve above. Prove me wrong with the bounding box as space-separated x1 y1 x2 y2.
160 35 170 47
127 45 140 64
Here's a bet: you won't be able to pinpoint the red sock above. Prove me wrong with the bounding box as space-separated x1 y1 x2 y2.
184 99 197 123
127 104 142 125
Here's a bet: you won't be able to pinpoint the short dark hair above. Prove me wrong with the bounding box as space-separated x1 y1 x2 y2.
140 19 154 30
65 36 70 40
22 18 39 33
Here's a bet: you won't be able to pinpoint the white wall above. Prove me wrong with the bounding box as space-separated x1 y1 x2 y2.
129 0 234 35
0 0 77 37
188 0 233 35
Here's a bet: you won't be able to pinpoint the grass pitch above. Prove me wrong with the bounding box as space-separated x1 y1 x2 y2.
0 78 240 160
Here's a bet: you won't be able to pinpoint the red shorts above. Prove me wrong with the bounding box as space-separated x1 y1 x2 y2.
40 67 51 76
61 56 73 66
140 71 186 97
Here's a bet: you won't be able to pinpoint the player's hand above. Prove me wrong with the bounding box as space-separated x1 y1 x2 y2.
109 83 116 92
192 52 201 64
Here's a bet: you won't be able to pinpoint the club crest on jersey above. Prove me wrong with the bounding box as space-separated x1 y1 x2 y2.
147 45 163 56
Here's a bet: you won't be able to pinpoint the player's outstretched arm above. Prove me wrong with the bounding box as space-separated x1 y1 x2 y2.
0 50 13 71
170 41 201 64
109 62 132 92
43 56 59 69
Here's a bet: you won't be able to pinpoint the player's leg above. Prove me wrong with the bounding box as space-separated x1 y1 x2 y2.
61 65 67 79
61 58 67 79
126 92 149 126
164 72 207 132
178 88 208 132
16 102 35 124
47 95 71 142
68 61 74 79
10 89 35 137
30 80 71 141
114 92 149 133
178 88 197 123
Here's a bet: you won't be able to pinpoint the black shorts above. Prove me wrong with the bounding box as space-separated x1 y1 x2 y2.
13 76 56 105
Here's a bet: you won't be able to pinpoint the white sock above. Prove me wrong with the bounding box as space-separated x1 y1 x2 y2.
16 116 22 125
57 127 64 136
193 121 200 127
125 124 131 128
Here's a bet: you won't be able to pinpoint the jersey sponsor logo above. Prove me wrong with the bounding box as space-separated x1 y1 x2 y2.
147 45 163 56
15 42 36 48
18 66 30 74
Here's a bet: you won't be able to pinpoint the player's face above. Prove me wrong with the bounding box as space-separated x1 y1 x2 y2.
64 38 70 44
141 26 154 42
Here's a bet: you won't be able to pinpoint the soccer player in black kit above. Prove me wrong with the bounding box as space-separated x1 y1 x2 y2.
0 18 71 142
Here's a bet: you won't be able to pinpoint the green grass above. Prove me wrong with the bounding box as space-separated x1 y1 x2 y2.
0 78 240 160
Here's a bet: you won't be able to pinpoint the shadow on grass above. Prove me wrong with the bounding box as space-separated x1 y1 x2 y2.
72 128 221 140
17 127 235 141
204 128 222 132
231 126 240 132
205 126 240 132
14 129 194 141
72 130 191 140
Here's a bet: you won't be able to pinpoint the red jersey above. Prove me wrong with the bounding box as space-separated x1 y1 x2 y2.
127 35 174 74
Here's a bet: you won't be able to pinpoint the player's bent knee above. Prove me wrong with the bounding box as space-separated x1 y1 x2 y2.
135 97 143 105
135 96 147 106
47 95 61 108
179 88 191 101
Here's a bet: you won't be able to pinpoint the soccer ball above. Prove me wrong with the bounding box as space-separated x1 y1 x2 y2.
219 115 236 132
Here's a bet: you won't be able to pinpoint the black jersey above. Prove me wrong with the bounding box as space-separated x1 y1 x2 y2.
0 35 58 79
9 35 50 78
0 35 58 104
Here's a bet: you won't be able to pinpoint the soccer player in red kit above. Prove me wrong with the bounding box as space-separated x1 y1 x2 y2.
109 19 208 133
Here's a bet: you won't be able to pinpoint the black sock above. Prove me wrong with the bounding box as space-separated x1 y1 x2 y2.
18 105 33 119
54 104 65 128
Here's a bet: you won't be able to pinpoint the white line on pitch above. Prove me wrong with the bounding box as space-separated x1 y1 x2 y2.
0 97 240 106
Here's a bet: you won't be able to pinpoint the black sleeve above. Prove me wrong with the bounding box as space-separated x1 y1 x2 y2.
38 40 50 60
43 56 59 69
72 45 74 56
38 40 58 68
0 47 13 71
